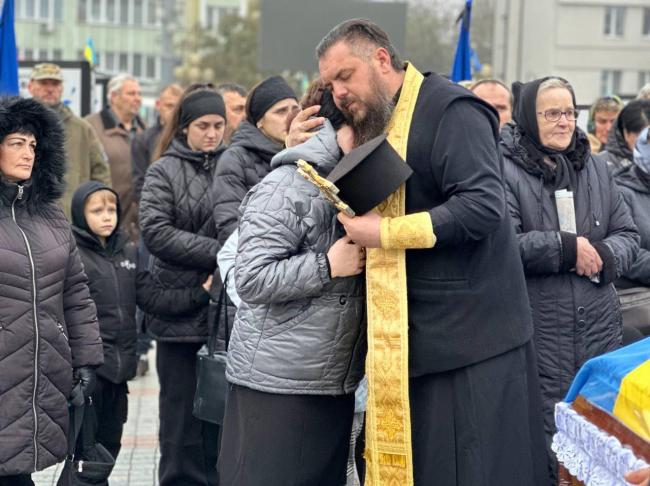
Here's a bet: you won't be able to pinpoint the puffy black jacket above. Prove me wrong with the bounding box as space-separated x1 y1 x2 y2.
614 166 650 335
500 123 639 443
139 138 222 342
0 98 103 475
131 121 163 203
71 181 138 384
212 120 283 245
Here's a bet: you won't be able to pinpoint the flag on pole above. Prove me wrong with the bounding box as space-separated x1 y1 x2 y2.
0 0 19 95
450 0 473 83
84 37 97 66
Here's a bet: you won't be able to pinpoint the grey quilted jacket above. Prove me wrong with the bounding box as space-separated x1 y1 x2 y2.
0 98 103 475
139 138 223 342
226 121 366 395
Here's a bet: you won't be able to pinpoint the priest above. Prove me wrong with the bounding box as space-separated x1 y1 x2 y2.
309 19 550 486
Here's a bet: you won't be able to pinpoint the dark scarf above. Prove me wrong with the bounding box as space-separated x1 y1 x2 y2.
511 77 590 186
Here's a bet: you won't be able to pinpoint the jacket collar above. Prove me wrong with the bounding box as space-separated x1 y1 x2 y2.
99 105 146 132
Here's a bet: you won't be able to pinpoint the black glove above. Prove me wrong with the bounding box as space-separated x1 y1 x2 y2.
73 366 97 398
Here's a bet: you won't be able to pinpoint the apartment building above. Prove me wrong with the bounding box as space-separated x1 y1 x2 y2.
492 0 650 104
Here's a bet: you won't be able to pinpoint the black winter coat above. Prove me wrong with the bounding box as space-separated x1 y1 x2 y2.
212 120 283 246
0 98 103 475
139 138 222 342
616 166 650 286
131 121 163 203
500 123 639 443
614 166 650 335
73 228 138 384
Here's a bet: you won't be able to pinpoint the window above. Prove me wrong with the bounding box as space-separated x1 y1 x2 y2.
146 55 157 79
104 51 115 71
90 0 101 22
146 0 157 25
24 48 34 60
120 0 129 24
52 48 63 60
54 0 63 20
643 8 650 36
39 0 49 19
106 0 116 23
78 0 87 22
133 53 143 77
133 0 143 25
119 53 129 72
25 0 36 18
205 6 237 31
640 71 650 90
604 6 625 37
601 70 622 96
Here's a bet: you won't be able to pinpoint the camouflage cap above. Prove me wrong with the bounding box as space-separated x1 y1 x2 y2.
30 63 63 82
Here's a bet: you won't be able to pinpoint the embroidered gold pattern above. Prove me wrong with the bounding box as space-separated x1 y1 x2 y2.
364 63 424 486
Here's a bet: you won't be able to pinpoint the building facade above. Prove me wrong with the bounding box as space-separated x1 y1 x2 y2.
14 0 242 93
492 0 650 104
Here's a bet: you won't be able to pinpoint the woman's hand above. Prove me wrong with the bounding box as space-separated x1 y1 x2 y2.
202 275 213 292
575 236 603 277
327 235 366 278
625 467 650 486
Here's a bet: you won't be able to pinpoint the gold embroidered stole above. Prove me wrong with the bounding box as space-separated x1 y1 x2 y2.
365 64 424 486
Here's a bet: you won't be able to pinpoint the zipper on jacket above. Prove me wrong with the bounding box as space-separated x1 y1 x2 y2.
56 322 69 342
12 185 40 471
110 260 124 377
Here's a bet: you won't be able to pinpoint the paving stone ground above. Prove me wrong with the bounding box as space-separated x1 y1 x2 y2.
34 348 160 486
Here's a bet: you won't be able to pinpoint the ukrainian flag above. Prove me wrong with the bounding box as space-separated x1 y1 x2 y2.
565 337 650 441
84 37 97 66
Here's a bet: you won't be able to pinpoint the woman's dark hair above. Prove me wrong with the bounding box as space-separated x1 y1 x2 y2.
299 78 346 131
617 99 650 135
152 83 217 161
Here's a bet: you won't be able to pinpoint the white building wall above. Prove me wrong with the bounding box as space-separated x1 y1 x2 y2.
492 0 650 105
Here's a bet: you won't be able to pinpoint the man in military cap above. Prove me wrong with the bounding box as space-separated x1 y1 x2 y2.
28 63 111 217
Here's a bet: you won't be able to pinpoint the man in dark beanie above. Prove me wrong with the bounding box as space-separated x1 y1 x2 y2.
213 75 299 245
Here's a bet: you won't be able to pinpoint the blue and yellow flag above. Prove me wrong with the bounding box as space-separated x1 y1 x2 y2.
565 337 650 441
84 37 97 66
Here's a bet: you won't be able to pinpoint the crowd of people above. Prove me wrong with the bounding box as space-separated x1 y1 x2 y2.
1 18 650 486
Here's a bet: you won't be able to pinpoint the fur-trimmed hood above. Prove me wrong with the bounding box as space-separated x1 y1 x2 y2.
0 97 66 210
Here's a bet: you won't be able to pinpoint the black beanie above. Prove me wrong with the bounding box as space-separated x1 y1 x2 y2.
180 91 226 128
246 76 297 125
318 89 346 130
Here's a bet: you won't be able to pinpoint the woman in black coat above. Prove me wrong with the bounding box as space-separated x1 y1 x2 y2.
212 76 298 245
0 98 103 485
615 127 650 337
139 84 225 486
500 77 639 481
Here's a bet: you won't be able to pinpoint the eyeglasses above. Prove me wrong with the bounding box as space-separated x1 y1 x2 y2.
537 109 579 122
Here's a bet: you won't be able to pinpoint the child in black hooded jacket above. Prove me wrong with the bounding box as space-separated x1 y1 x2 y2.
70 181 138 461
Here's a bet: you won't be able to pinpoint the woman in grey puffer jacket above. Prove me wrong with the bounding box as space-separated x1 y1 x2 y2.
218 90 367 486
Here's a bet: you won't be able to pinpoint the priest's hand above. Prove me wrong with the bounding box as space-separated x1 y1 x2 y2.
285 105 325 147
338 211 382 248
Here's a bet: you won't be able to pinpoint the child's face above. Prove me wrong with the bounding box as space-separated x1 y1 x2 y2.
84 191 118 243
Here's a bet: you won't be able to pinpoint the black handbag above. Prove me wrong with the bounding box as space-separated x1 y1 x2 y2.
192 272 231 425
57 397 116 486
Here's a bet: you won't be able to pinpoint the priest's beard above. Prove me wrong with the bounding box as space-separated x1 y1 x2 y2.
340 75 395 146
